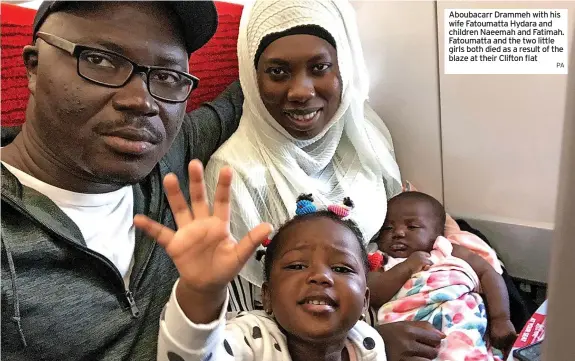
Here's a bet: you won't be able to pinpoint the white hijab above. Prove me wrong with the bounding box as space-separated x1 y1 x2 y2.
205 0 402 288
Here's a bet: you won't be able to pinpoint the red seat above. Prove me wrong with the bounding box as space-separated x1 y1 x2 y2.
0 1 243 127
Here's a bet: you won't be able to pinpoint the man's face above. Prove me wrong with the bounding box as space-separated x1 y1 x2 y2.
27 2 189 186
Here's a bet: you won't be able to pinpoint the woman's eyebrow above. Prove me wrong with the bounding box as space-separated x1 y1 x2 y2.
307 53 331 63
264 58 290 66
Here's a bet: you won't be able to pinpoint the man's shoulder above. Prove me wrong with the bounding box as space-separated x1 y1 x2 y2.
160 128 190 175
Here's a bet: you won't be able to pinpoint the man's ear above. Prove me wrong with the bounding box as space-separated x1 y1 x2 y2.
23 45 39 95
261 282 272 314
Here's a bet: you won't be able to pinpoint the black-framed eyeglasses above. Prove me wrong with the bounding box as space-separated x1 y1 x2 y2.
36 32 199 103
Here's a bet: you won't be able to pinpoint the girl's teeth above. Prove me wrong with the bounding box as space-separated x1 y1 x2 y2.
306 300 327 305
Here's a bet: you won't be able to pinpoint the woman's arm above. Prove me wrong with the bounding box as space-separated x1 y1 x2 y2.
451 244 516 354
376 321 444 361
451 244 511 322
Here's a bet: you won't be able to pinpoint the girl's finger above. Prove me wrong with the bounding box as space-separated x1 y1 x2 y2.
134 215 176 248
212 167 233 224
188 160 210 219
163 173 194 227
235 223 274 265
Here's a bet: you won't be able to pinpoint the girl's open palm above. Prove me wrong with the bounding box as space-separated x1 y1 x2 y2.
134 160 273 293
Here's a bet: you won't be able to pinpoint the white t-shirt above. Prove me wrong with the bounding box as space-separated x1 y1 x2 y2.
2 162 135 287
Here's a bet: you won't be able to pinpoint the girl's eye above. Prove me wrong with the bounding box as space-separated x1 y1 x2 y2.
332 266 353 274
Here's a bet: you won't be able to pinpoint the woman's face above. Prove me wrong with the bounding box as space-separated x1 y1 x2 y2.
256 34 342 140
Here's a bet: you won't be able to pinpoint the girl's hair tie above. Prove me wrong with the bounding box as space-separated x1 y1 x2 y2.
295 193 317 215
327 196 355 218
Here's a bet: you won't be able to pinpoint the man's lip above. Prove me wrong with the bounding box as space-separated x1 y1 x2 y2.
101 128 160 144
101 136 155 156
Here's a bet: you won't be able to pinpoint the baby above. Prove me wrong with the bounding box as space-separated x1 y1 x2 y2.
368 191 516 360
135 161 386 361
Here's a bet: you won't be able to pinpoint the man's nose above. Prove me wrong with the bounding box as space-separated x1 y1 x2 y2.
112 73 160 117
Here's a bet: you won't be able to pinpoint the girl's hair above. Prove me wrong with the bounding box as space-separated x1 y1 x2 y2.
256 210 369 282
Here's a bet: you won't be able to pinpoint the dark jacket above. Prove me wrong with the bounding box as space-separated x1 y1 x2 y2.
1 81 244 361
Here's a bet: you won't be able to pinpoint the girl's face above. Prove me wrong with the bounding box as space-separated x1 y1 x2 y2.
256 34 342 140
262 218 369 343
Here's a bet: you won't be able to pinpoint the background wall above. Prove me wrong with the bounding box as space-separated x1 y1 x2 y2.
436 1 574 283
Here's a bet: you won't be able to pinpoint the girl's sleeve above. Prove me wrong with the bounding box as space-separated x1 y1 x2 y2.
157 280 254 361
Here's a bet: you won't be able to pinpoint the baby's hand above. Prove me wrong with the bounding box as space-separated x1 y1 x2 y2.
405 251 432 273
489 318 517 358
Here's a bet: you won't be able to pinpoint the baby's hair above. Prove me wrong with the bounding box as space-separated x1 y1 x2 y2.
256 210 369 282
390 191 446 235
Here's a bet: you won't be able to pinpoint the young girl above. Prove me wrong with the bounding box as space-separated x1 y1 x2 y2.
134 160 387 361
367 191 516 360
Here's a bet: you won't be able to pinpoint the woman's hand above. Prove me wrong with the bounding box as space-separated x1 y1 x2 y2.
377 321 445 361
134 160 272 322
489 317 517 358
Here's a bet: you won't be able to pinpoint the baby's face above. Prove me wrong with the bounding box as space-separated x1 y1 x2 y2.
377 199 441 258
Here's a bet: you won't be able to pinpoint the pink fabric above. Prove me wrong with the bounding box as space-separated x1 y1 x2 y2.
379 237 503 361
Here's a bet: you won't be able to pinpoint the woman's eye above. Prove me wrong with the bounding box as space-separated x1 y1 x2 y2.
312 63 331 72
267 67 287 76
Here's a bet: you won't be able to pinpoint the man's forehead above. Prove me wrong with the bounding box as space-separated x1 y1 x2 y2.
43 2 178 32
33 1 218 56
40 3 189 64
